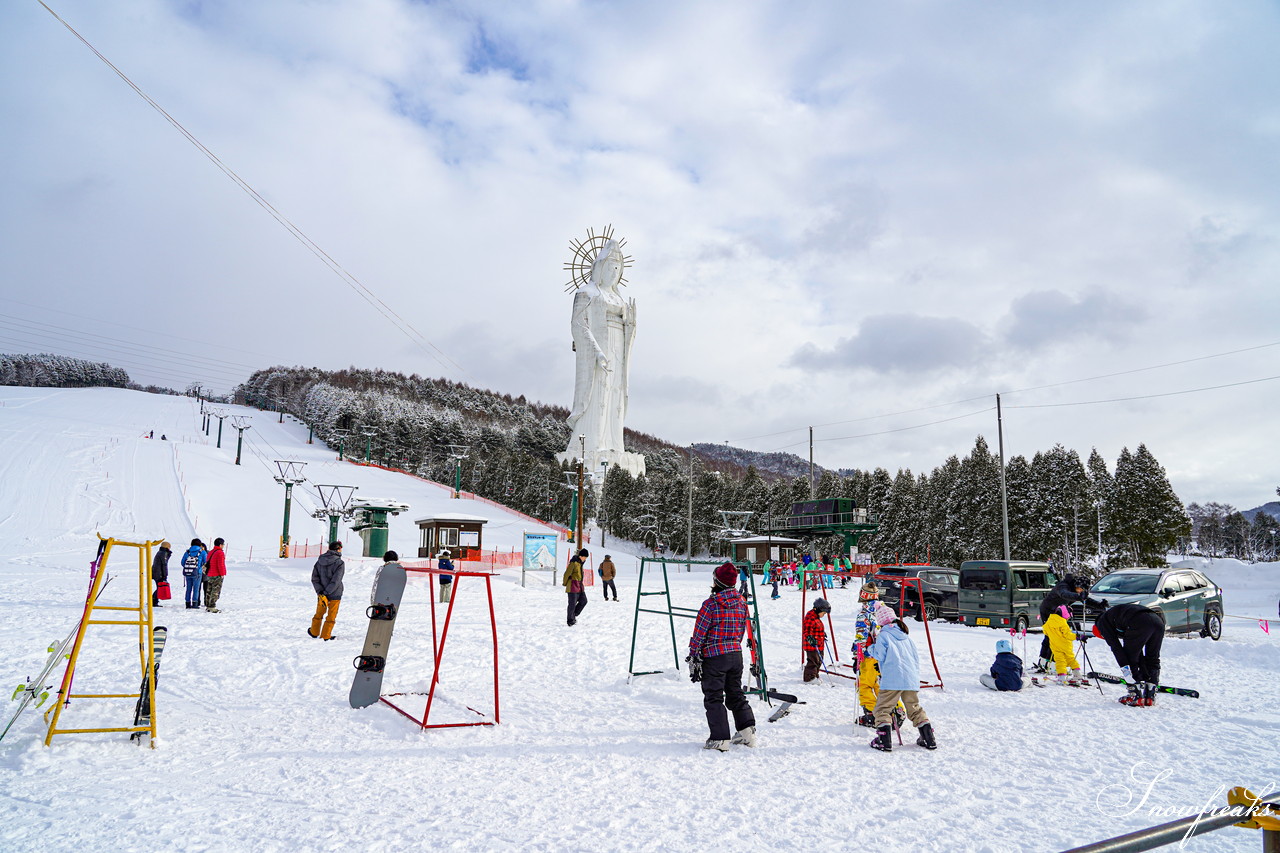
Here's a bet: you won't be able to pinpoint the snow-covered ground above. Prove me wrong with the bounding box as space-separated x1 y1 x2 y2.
1 387 1277 852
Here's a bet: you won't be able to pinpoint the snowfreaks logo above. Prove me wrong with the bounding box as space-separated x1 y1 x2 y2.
1095 763 1278 847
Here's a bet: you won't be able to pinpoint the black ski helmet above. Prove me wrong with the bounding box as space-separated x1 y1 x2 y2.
813 597 831 614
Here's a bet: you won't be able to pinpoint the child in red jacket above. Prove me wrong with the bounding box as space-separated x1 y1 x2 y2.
802 598 831 681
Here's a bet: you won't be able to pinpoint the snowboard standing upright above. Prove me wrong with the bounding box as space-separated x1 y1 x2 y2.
131 625 168 743
349 563 408 709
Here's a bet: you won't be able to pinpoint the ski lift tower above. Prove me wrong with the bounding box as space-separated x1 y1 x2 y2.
446 444 470 498
230 415 252 465
350 497 410 558
332 428 351 461
273 460 308 558
360 429 378 464
311 484 358 545
717 510 754 560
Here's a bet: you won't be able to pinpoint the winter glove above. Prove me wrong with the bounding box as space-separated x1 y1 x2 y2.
685 654 703 683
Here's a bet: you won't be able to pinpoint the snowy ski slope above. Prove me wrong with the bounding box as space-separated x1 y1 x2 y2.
0 386 1277 852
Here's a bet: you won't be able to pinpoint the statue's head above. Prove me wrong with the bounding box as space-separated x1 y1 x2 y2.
589 239 625 291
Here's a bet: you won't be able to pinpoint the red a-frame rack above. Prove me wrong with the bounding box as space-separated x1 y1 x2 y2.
380 565 501 729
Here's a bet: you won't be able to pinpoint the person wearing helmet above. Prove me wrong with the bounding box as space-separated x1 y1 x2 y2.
1043 604 1087 685
853 582 885 725
802 598 831 681
980 638 1027 691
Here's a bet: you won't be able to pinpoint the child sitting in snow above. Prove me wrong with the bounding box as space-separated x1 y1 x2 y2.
1043 605 1087 685
864 604 936 752
980 638 1027 691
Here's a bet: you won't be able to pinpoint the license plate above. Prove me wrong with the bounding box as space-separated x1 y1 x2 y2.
976 617 990 626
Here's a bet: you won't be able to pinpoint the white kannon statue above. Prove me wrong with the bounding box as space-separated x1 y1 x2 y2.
557 231 646 479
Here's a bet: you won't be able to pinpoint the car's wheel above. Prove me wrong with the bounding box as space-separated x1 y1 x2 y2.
921 601 938 622
1014 614 1029 634
1202 610 1222 641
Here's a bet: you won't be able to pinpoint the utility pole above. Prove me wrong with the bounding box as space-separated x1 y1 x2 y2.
273 460 307 558
687 446 694 573
231 416 252 466
996 393 1011 561
576 435 585 547
809 426 815 496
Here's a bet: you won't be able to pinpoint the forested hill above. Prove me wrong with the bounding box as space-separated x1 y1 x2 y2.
235 365 1211 572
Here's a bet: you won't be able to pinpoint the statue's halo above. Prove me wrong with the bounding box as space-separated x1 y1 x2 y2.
563 224 635 292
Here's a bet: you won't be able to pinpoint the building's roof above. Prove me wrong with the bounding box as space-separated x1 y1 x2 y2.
729 535 802 545
414 513 490 524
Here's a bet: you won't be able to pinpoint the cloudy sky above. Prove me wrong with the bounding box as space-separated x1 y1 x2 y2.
2 1 1277 509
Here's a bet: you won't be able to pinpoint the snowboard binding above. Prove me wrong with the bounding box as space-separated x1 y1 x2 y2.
354 655 386 673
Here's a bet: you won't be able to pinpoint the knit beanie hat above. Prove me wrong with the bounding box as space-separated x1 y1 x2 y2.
713 562 739 589
874 603 897 626
996 639 1013 654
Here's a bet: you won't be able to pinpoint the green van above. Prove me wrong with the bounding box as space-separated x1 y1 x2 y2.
956 561 1059 632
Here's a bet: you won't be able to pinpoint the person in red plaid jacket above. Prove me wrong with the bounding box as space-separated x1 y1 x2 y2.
802 598 831 681
687 562 757 751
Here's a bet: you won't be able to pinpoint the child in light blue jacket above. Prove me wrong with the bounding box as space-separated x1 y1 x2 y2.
865 604 937 752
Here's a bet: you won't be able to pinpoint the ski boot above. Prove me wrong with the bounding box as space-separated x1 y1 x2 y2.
856 707 876 728
1068 669 1090 687
1119 683 1143 706
1141 683 1156 707
703 738 730 752
1031 657 1052 674
731 726 758 747
870 724 892 752
915 722 937 750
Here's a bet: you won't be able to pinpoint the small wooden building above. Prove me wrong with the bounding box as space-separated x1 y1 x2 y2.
415 513 489 561
730 535 801 567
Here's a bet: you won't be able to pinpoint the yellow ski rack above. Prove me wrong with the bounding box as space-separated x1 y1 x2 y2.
44 534 164 749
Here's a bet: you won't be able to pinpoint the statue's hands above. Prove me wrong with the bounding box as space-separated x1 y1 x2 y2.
597 356 611 372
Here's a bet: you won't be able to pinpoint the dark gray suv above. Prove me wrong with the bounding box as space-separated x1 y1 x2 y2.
1089 567 1224 640
875 565 960 622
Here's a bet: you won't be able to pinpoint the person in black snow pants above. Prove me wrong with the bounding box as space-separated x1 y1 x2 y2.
1033 574 1106 672
1093 603 1165 707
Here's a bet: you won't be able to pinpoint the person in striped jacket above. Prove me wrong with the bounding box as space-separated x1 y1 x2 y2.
687 562 757 752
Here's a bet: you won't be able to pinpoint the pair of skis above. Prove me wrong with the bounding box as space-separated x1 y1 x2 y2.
742 613 804 723
130 626 168 743
1088 671 1200 699
2 544 113 744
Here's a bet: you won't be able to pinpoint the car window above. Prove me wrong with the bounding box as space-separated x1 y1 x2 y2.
1092 573 1160 595
1026 571 1052 589
960 569 1007 590
1178 572 1203 591
1191 572 1212 589
945 572 959 584
1013 570 1029 589
1162 574 1184 594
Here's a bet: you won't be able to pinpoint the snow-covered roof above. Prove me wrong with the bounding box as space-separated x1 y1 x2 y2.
729 535 801 545
414 513 489 524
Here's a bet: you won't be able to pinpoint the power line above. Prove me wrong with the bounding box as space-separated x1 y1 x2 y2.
725 338 1280 447
36 0 471 382
1005 374 1280 408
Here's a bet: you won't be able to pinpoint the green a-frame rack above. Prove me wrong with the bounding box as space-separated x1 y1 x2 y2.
627 558 774 702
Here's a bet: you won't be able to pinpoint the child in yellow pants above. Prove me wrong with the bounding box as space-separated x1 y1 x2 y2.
1043 605 1087 685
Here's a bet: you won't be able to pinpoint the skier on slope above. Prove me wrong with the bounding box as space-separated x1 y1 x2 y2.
802 598 830 682
1043 605 1088 686
687 562 757 752
179 539 205 609
864 604 937 752
853 581 901 728
1092 603 1166 706
309 541 345 640
1034 574 1106 672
